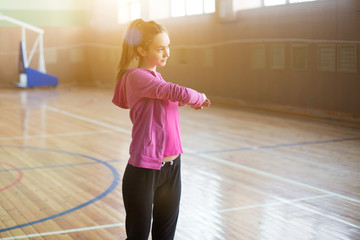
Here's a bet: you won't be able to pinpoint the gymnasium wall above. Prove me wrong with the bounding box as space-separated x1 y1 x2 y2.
157 0 360 117
0 0 359 117
88 0 360 117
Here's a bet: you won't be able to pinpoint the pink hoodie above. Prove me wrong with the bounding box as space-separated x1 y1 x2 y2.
112 68 204 170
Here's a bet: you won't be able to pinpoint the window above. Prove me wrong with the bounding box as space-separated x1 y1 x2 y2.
118 0 140 24
171 0 185 17
235 0 317 11
186 0 203 15
289 0 317 3
119 0 215 23
265 0 316 6
271 44 285 69
149 0 171 19
204 0 216 13
171 0 215 17
119 0 319 24
318 44 336 72
292 44 308 71
251 44 266 69
264 0 286 6
130 1 141 21
234 1 261 11
338 44 357 72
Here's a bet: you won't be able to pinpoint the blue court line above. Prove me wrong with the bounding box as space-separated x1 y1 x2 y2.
193 136 360 155
0 159 120 173
0 145 120 233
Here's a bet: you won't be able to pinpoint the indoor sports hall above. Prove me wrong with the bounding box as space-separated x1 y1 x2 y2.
0 0 359 239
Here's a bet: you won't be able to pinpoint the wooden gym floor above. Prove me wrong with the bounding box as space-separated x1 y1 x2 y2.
0 86 359 240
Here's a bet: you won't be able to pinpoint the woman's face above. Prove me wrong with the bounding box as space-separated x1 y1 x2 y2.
138 32 170 71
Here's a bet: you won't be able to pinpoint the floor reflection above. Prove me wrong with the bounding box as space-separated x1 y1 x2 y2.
19 89 59 144
179 165 225 239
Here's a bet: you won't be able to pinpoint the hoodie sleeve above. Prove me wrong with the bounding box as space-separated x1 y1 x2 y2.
128 69 204 106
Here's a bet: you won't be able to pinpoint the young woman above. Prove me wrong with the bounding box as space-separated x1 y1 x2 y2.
112 19 211 240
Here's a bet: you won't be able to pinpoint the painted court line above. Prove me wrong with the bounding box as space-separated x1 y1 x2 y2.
197 152 360 204
0 158 120 173
0 130 112 141
0 223 125 240
277 195 360 229
45 106 131 135
0 160 97 173
46 106 360 205
218 177 360 229
218 194 333 213
0 162 23 192
220 193 360 229
4 194 357 239
221 194 360 228
195 137 360 155
0 146 120 234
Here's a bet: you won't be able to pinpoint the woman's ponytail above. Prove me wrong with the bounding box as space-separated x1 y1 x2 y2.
116 19 167 82
116 19 143 81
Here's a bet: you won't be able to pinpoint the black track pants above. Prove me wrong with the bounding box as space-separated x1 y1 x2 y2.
122 155 181 240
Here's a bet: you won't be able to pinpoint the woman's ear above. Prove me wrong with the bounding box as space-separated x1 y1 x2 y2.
137 46 147 57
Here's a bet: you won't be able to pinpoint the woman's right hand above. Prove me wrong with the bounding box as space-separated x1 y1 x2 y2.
202 98 211 107
191 98 211 110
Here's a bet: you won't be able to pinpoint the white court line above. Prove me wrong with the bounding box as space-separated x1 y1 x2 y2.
46 106 360 204
0 130 112 141
4 106 360 238
220 193 360 229
343 199 360 207
195 152 360 204
219 194 333 213
4 195 358 239
276 195 360 229
0 223 125 240
45 106 131 135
